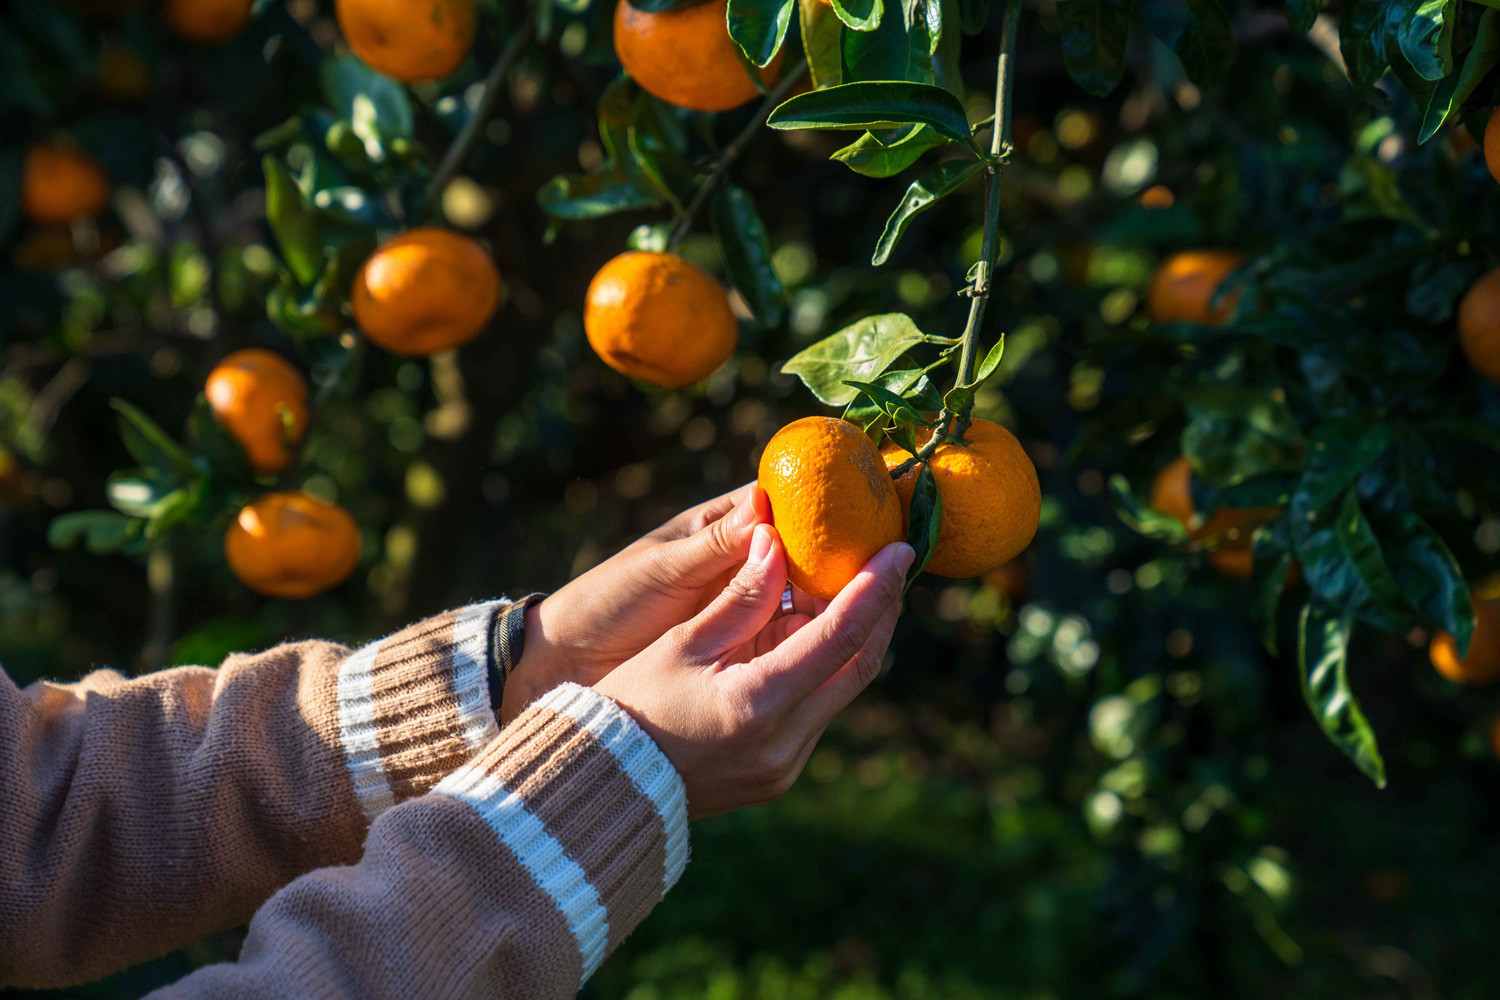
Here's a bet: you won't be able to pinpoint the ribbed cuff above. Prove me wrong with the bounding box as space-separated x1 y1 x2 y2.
334 601 504 822
487 593 546 714
434 683 689 986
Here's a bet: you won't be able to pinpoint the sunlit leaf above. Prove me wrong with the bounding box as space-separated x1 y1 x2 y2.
728 0 795 67
768 81 974 143
781 313 938 405
1297 604 1386 787
872 157 985 265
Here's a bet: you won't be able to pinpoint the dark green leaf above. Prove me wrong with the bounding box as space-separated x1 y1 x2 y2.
112 400 200 481
1297 604 1386 787
843 365 944 428
1110 474 1190 543
1181 386 1305 488
1339 0 1398 94
1057 0 1133 96
801 0 845 88
1334 491 1417 628
782 313 937 405
872 157 985 265
768 81 975 144
1138 0 1236 88
188 395 255 483
262 155 323 287
627 126 692 210
842 379 926 425
536 168 663 219
830 0 884 31
959 0 991 33
322 55 415 144
711 185 786 328
1397 0 1455 81
843 1 936 83
1286 0 1320 35
1419 9 1500 141
830 125 953 177
904 464 944 588
48 511 143 555
1251 526 1296 654
728 0 796 67
1385 514 1473 657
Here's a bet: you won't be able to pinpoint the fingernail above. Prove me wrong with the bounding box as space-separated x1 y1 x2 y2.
735 491 759 528
748 523 774 564
893 543 916 575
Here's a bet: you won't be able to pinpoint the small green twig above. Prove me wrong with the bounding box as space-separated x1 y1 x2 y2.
666 58 810 252
422 6 539 222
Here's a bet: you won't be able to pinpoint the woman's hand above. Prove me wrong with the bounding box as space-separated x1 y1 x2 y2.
595 523 912 819
503 484 813 721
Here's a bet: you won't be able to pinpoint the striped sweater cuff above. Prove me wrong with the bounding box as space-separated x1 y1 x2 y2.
335 601 504 822
433 683 690 986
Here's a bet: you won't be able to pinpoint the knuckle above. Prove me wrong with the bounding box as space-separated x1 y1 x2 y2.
827 620 867 664
852 646 884 687
724 570 766 608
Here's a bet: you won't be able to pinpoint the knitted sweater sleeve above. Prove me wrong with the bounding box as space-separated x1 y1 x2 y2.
0 599 532 988
147 684 689 1000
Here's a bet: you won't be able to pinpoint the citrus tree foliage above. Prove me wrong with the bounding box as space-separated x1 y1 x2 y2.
6 0 1500 990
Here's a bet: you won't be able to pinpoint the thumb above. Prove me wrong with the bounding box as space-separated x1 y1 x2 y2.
650 487 769 591
679 523 786 661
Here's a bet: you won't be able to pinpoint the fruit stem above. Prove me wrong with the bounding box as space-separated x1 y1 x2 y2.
951 0 1020 440
421 5 540 223
666 58 811 252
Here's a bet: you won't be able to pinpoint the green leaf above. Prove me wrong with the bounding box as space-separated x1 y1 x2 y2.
1397 0 1455 81
1056 0 1133 96
843 365 944 428
626 0 716 10
728 0 795 67
1334 491 1417 628
871 157 985 265
322 55 414 152
1339 0 1396 94
627 125 692 211
831 125 953 177
1138 0 1236 88
1286 0 1320 34
1110 474 1190 543
768 81 975 144
1297 604 1386 788
904 463 944 588
782 313 937 405
262 155 323 287
971 334 1005 386
1418 9 1500 141
843 1 937 83
1251 527 1296 654
112 400 200 481
145 485 201 540
801 0 845 88
842 379 926 426
959 0 990 33
711 184 786 328
830 0 884 31
536 168 663 219
1385 514 1474 658
1181 386 1306 488
48 511 143 555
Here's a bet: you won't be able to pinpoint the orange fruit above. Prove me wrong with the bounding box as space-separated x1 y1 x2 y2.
881 419 1041 579
1457 266 1500 384
1430 587 1500 686
1144 250 1245 326
1485 107 1500 183
583 251 737 388
758 416 905 600
224 492 361 599
163 0 254 43
613 0 782 112
22 144 109 225
351 228 503 356
336 0 475 83
1150 455 1281 545
205 349 310 476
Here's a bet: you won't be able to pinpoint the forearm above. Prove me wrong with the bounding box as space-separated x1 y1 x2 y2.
0 600 515 988
145 685 688 1000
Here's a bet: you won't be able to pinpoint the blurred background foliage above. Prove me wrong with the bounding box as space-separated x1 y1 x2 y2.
3 0 1500 998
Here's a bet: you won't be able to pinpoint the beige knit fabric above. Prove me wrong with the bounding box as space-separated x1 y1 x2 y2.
0 603 688 998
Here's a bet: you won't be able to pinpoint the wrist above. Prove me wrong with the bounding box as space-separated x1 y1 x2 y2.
499 594 564 721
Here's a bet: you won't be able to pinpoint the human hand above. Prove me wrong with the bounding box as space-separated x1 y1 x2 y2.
594 523 913 819
502 485 819 721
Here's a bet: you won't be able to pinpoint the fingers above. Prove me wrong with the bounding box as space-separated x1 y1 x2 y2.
792 600 900 730
648 487 769 591
678 523 788 661
743 542 913 714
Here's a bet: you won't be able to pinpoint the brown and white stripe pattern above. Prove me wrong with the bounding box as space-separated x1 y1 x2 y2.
336 601 503 821
434 683 690 986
